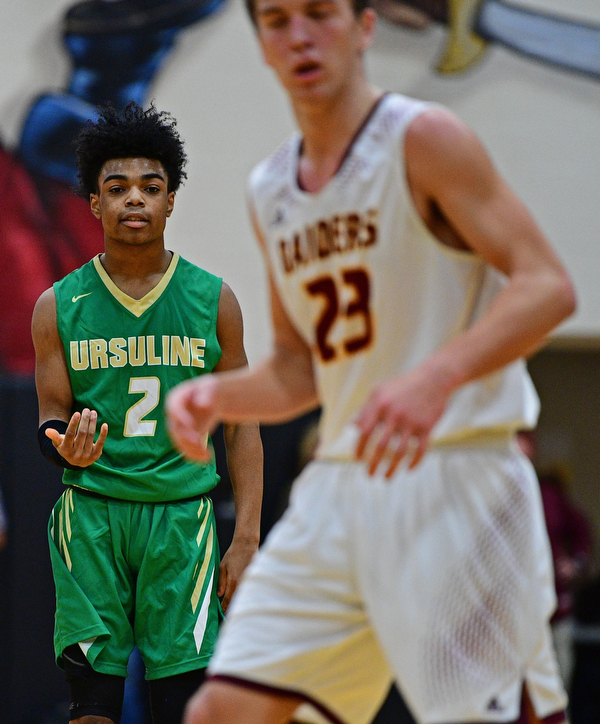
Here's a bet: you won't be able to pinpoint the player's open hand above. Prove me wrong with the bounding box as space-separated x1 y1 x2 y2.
166 375 220 462
45 408 108 467
355 368 452 478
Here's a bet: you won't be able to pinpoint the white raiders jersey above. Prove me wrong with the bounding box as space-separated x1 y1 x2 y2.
249 93 540 461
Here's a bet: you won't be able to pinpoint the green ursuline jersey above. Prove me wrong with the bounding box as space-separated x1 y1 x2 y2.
54 253 222 502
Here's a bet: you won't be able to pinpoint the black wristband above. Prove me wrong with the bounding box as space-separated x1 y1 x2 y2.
38 420 84 470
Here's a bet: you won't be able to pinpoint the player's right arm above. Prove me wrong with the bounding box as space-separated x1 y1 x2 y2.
166 211 319 463
32 288 108 467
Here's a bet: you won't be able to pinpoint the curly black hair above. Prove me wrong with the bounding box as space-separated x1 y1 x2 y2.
75 102 187 197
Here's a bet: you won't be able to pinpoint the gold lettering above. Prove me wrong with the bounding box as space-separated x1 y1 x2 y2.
162 335 170 365
70 340 89 371
128 336 146 366
90 339 108 369
146 336 161 365
190 338 206 368
171 336 190 366
109 338 127 367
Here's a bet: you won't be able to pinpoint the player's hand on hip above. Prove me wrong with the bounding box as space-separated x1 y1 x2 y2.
355 369 450 478
166 375 219 462
45 409 108 467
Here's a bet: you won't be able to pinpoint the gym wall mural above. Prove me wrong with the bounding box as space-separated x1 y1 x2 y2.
373 0 600 81
1 0 598 378
0 0 226 376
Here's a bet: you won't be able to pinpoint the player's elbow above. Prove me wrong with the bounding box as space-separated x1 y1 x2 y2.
553 269 577 323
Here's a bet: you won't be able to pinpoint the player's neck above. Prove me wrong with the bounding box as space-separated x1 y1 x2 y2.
293 80 382 194
100 240 173 299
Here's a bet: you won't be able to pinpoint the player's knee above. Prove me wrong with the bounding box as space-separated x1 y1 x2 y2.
62 644 125 724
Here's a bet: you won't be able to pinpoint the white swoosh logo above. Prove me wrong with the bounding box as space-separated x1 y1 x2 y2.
72 292 93 303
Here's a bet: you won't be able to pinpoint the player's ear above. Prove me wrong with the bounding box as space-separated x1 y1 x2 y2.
358 7 377 51
166 191 175 217
89 193 101 219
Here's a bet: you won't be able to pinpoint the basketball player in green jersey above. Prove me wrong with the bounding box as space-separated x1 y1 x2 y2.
31 103 263 724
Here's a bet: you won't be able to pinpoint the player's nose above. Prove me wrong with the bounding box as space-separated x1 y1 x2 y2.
126 186 144 205
288 14 312 47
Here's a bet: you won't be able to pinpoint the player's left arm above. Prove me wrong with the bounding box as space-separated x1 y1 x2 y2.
357 106 576 475
32 287 108 468
212 282 263 611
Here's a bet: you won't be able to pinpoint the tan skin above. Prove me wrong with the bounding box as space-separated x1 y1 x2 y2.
32 158 263 724
167 0 575 721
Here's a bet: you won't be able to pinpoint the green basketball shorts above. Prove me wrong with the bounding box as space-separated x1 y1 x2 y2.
49 486 223 679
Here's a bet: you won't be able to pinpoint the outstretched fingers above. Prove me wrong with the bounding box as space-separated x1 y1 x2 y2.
91 422 109 460
49 410 81 450
46 409 107 467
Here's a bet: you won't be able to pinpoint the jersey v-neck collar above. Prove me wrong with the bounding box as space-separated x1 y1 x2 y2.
93 252 179 318
294 92 389 195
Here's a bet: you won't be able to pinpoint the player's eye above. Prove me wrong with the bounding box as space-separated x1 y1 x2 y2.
306 1 335 19
260 12 288 28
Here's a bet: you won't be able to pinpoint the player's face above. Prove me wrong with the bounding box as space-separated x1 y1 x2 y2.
254 0 375 103
90 157 175 246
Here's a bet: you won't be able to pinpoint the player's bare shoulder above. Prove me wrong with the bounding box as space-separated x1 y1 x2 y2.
31 287 59 345
407 103 472 142
217 281 243 328
215 280 248 372
405 105 496 201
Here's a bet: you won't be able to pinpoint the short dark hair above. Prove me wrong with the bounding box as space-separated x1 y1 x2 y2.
75 102 187 197
245 0 370 25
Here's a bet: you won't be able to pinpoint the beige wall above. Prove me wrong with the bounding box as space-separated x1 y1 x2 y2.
2 0 599 363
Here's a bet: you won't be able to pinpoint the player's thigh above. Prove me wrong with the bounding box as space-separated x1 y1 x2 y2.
353 443 558 723
49 489 135 676
209 463 394 724
135 495 223 679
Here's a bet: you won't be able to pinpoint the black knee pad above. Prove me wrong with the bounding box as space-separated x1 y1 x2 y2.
149 668 206 724
62 644 125 724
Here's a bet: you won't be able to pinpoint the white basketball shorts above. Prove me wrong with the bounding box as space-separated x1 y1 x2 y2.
209 437 567 724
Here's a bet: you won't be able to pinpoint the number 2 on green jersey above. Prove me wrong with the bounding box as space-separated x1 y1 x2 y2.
124 377 160 437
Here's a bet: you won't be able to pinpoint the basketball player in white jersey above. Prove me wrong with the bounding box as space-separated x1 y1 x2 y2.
167 0 576 722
